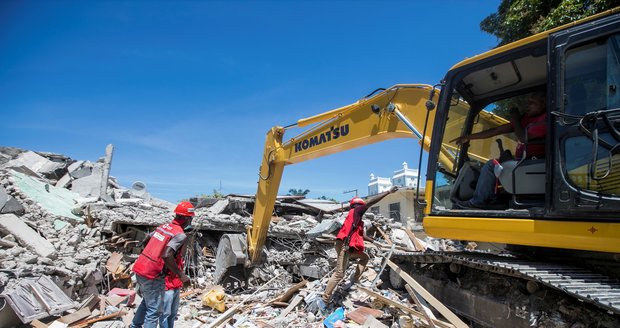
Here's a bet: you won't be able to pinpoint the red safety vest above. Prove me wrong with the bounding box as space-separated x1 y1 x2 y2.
165 246 185 290
336 207 365 252
133 222 184 279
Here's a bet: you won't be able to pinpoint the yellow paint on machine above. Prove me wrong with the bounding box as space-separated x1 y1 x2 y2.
424 216 620 253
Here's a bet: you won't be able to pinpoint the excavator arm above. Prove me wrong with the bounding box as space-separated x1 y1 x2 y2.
214 84 454 289
249 84 454 263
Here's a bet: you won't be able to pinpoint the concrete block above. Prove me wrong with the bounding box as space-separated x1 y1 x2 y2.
99 144 114 199
0 214 57 259
149 197 174 210
69 166 92 179
66 160 84 173
0 187 8 209
5 151 63 176
55 173 72 188
305 219 340 239
71 166 103 198
208 199 229 215
10 171 82 221
0 198 25 215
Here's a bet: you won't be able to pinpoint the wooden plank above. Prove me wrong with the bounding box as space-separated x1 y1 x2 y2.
58 308 91 325
77 293 97 310
346 306 384 324
276 294 303 319
180 288 202 299
373 223 392 245
371 244 396 287
386 260 466 328
30 319 49 328
270 301 290 307
69 310 126 328
272 279 307 303
404 229 425 251
404 284 436 328
357 286 454 328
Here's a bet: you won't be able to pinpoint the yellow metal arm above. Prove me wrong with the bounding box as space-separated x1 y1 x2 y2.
248 84 451 264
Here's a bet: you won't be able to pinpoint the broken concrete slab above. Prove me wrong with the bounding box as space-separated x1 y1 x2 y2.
0 214 57 259
5 151 64 177
0 187 8 208
1 276 74 324
305 218 341 239
69 166 92 179
10 170 82 221
71 165 107 199
0 197 25 215
55 173 72 188
99 144 114 200
207 199 229 215
67 160 84 173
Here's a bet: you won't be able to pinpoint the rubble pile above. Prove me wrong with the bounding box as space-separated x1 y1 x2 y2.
0 145 458 328
0 146 179 326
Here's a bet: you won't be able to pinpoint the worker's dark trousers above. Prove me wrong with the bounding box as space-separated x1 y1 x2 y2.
322 239 369 303
470 159 498 207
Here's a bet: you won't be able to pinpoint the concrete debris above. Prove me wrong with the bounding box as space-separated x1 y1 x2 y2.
5 151 66 180
0 214 57 259
0 275 74 323
0 145 470 328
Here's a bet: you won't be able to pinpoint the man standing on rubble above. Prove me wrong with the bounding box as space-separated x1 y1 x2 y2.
130 201 194 328
321 186 398 304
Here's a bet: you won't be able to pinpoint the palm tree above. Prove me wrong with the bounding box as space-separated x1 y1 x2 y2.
287 188 310 196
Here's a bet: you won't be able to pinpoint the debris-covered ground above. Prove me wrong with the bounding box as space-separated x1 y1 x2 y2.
0 145 453 328
1 145 615 328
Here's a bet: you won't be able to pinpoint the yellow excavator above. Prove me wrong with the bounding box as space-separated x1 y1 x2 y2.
215 8 620 327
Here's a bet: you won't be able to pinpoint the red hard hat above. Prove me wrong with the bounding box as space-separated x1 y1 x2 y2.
349 197 366 207
174 201 195 217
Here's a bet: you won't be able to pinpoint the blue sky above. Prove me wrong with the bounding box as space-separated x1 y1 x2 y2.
0 1 499 203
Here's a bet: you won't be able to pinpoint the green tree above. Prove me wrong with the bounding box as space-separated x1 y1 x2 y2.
480 0 620 116
319 195 338 202
481 0 620 47
210 189 224 198
287 188 310 196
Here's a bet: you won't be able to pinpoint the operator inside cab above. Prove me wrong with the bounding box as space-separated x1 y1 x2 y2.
448 90 548 210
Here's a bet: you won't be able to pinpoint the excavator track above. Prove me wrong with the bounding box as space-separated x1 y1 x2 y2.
391 251 620 319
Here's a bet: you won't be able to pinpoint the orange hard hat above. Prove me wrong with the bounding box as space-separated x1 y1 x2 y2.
174 201 195 217
349 197 366 207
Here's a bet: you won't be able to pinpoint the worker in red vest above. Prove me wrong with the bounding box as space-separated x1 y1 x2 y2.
159 236 187 328
130 201 194 328
321 186 398 305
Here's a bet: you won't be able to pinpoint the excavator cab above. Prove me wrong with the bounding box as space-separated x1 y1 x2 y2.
444 92 545 210
424 11 620 254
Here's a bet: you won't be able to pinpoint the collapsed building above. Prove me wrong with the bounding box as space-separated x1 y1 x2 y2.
0 145 449 327
0 146 617 328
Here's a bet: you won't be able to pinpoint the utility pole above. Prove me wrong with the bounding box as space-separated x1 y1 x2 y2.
343 189 358 197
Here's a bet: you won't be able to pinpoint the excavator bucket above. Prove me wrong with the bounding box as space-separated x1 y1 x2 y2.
214 234 249 291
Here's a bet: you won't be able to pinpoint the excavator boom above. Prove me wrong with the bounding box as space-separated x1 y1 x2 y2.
213 84 505 288
251 84 438 264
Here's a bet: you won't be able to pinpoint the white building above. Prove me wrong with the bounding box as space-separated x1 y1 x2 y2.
368 173 392 196
368 162 419 196
366 162 424 224
391 162 419 189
